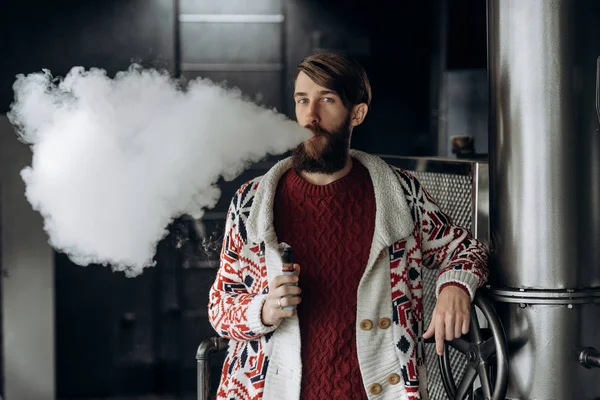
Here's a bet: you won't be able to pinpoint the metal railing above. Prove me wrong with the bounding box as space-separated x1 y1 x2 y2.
196 336 229 400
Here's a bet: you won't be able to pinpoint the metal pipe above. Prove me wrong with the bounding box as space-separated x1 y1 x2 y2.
196 336 229 400
488 0 600 289
488 0 600 398
579 347 600 369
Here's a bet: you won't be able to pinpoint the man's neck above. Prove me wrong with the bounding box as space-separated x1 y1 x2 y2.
298 156 353 186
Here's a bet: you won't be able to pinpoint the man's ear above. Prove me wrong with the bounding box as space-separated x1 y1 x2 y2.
350 103 369 127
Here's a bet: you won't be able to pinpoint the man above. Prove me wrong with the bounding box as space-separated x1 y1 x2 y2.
208 52 488 400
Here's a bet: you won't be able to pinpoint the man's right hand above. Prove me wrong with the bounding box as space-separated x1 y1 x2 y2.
261 263 302 326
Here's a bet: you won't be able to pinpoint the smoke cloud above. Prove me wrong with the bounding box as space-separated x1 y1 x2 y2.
8 66 310 276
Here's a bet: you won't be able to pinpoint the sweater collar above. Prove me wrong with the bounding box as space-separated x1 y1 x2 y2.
281 159 367 197
246 150 414 249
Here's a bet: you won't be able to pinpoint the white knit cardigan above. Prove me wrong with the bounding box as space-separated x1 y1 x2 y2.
208 150 488 400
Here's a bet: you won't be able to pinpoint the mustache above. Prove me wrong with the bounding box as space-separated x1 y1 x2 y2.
304 123 330 137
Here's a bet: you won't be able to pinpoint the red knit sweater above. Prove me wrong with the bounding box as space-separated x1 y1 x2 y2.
274 160 375 400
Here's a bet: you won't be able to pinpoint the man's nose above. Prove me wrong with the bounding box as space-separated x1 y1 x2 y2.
305 104 320 126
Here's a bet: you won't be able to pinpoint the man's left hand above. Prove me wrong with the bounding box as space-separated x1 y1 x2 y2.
423 285 471 355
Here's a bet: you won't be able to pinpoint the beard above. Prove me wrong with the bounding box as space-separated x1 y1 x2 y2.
292 116 351 174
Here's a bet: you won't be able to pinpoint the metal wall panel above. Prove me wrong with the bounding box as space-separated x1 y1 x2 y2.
179 0 281 15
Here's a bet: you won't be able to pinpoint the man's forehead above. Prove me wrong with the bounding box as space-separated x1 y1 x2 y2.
294 72 336 95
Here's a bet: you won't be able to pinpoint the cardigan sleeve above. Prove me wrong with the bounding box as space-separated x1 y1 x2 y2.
208 188 278 341
411 175 489 300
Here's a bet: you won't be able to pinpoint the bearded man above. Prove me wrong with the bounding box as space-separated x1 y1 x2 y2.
208 52 489 400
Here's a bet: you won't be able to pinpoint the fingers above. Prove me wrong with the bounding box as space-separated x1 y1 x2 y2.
455 319 463 339
428 311 469 355
423 317 435 339
261 302 294 326
274 294 302 309
271 282 302 298
280 263 300 278
427 294 473 356
262 294 299 326
462 313 470 335
262 291 302 325
271 285 302 313
262 268 302 326
271 274 299 288
424 314 451 355
284 263 300 276
435 317 445 356
444 311 470 342
453 307 470 337
445 313 455 342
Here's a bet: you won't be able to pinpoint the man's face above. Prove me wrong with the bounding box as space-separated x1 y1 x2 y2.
292 72 352 174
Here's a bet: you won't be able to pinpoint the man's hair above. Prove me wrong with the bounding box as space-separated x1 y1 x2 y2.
295 52 372 108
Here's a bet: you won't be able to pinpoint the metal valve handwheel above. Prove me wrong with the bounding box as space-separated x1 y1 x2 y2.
438 290 509 400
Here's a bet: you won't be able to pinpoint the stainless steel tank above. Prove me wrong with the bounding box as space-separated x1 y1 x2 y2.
488 0 600 398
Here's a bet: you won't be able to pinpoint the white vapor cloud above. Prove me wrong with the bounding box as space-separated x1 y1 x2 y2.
8 66 310 276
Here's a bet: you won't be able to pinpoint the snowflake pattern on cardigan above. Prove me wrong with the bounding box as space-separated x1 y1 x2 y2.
208 158 489 400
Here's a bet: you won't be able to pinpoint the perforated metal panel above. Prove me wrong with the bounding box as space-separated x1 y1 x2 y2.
411 171 472 400
411 171 473 230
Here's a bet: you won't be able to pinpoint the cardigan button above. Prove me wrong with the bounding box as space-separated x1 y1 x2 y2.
378 317 392 329
359 319 373 331
388 373 401 385
369 383 382 395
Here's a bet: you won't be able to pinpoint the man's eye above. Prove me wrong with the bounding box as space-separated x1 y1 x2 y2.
297 98 307 104
323 97 334 103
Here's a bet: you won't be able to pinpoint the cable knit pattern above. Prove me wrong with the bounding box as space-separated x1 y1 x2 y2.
274 161 375 400
207 150 489 400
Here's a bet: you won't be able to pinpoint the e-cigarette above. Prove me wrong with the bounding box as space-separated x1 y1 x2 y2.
280 242 297 311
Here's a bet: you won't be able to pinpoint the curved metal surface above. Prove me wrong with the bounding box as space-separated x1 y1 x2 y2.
490 288 600 299
488 0 600 289
488 1 600 398
596 56 600 125
495 301 600 399
196 336 229 360
475 293 509 400
197 336 229 400
579 347 600 369
489 288 600 305
438 291 509 400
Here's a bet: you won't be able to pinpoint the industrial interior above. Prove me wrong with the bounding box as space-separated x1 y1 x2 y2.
1 0 599 399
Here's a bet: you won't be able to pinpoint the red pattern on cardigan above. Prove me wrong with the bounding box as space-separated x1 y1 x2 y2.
207 156 489 400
